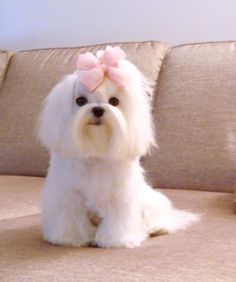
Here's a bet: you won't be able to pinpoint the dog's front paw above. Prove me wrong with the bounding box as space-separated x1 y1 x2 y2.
95 228 146 248
43 230 95 247
43 220 96 247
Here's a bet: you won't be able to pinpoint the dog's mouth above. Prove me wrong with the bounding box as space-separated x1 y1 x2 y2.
88 119 103 126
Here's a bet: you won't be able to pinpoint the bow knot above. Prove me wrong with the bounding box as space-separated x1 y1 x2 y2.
77 46 127 92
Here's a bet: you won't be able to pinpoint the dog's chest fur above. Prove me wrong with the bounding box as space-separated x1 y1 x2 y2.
51 154 141 217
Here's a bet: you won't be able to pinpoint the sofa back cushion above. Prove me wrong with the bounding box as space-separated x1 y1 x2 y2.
144 42 236 192
0 41 169 176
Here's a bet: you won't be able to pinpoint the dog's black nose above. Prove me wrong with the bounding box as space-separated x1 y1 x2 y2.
91 107 105 118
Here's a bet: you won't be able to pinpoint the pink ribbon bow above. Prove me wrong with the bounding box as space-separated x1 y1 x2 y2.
77 46 127 92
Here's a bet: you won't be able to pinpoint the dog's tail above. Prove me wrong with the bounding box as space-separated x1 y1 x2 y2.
146 208 200 236
160 209 200 233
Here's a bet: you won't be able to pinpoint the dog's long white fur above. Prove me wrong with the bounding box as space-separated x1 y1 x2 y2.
38 58 199 248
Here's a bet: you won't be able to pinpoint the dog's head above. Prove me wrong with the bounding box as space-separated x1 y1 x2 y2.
38 46 155 160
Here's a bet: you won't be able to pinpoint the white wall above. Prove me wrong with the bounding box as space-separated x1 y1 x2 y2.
1 0 236 51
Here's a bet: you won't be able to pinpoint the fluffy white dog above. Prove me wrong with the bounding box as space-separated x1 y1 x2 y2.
38 46 198 248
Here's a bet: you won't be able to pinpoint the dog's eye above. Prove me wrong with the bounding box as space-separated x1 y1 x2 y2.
76 96 88 106
109 97 119 106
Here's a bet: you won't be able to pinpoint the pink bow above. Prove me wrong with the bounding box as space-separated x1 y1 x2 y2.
77 46 127 92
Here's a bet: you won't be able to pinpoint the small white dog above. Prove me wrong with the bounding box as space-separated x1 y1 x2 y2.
38 46 198 248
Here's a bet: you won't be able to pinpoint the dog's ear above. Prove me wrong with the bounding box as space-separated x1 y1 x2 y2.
122 62 156 158
37 74 77 153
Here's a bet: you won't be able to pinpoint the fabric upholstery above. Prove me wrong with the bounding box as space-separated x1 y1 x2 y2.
0 41 169 177
144 41 236 193
0 51 11 91
234 190 236 213
0 175 42 220
0 175 235 282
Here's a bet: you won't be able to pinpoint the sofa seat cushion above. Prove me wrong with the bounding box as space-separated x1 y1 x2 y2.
0 176 235 281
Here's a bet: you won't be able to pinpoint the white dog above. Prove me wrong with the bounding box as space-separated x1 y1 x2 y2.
38 46 198 248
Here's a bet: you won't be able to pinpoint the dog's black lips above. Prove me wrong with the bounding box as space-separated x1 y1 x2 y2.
89 120 102 126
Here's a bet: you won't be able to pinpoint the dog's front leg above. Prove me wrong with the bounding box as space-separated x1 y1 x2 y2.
95 200 147 248
42 180 96 247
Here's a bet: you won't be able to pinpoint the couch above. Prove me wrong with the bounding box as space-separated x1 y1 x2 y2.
0 41 235 282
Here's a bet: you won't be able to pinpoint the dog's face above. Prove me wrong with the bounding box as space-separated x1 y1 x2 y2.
38 60 155 160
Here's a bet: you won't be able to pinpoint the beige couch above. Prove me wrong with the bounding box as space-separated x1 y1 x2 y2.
0 41 235 282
